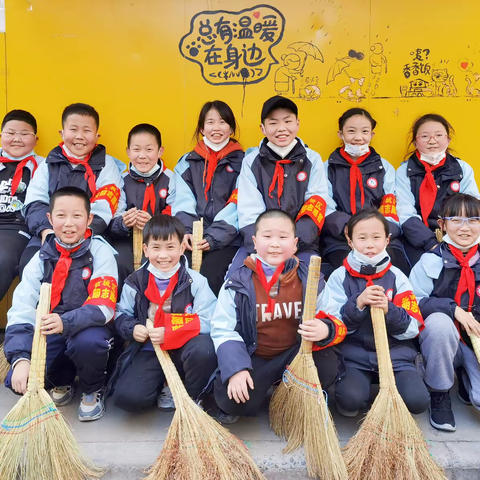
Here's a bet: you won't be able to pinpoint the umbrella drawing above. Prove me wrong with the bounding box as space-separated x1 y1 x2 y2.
288 41 325 62
326 56 355 84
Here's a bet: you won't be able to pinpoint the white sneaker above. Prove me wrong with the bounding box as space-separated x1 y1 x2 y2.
50 384 75 406
336 402 359 417
157 386 175 411
78 389 105 422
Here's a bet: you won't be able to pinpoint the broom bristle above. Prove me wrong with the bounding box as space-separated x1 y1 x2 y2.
0 343 9 383
343 387 448 480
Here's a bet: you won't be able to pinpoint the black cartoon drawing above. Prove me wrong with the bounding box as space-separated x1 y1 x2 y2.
327 50 366 102
458 58 480 97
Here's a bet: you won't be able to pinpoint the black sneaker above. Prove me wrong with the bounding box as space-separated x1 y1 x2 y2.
456 368 472 405
429 391 456 432
216 408 240 425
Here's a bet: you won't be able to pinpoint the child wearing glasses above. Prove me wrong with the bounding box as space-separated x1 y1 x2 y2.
0 110 44 302
396 114 479 266
410 193 480 432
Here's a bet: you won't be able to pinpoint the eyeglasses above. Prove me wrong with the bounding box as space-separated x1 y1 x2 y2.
1 130 36 139
416 133 448 142
443 216 480 227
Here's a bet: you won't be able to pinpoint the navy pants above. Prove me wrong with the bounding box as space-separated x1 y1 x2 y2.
6 325 113 394
112 334 217 412
214 344 339 417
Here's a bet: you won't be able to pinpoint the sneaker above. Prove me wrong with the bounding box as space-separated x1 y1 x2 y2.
157 386 175 412
429 391 456 432
50 384 75 406
336 402 359 418
78 389 105 422
216 408 240 425
456 368 472 405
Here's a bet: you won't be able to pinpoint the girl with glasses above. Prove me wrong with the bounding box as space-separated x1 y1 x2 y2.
396 113 479 266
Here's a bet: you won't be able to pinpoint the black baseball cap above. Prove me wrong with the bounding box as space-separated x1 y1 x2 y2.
261 96 298 123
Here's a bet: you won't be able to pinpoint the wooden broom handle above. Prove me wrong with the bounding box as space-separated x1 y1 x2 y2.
133 226 143 271
192 218 203 273
299 256 322 354
468 312 480 363
28 283 52 392
371 307 396 389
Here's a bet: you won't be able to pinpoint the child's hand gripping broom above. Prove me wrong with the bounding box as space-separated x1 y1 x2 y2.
133 225 143 271
192 218 204 272
343 307 447 480
269 256 347 479
0 283 105 480
144 239 266 480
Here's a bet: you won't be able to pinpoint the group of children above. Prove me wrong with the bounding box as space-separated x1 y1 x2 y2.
1 96 479 435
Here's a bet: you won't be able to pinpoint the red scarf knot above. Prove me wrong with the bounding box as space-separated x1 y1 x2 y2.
255 258 285 314
449 244 478 311
343 257 392 286
1 155 38 195
268 160 292 207
60 142 97 196
339 147 370 214
416 151 447 226
144 272 178 328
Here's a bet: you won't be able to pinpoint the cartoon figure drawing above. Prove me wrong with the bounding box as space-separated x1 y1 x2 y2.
430 68 457 97
327 50 366 102
370 43 387 75
274 41 324 98
400 78 433 97
458 58 480 97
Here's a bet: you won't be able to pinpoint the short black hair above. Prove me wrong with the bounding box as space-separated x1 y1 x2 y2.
49 186 91 215
338 108 376 130
193 100 239 143
2 110 37 134
346 207 389 239
441 193 480 219
128 123 162 148
143 214 185 245
62 103 100 129
254 209 296 235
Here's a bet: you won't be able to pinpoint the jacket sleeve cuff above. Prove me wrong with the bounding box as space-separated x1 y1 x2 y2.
217 340 253 384
342 294 369 329
314 312 348 349
12 355 31 368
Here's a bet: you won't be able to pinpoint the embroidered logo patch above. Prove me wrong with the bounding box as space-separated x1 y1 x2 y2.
367 177 378 189
386 288 394 301
296 171 307 182
226 165 234 173
159 188 168 199
185 303 193 314
82 267 92 280
450 181 460 192
477 285 480 297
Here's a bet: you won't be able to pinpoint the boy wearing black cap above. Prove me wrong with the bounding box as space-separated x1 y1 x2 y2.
236 96 335 265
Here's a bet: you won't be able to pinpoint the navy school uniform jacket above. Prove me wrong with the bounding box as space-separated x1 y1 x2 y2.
396 152 479 251
410 243 480 348
211 256 347 383
238 138 335 254
4 233 118 368
108 257 216 394
108 160 175 238
24 144 127 237
0 150 44 232
323 147 401 255
319 251 424 372
172 141 243 250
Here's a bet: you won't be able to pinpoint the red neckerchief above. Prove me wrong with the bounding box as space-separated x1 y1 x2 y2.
60 142 97 196
138 161 166 214
144 272 178 328
0 156 38 195
50 230 92 310
339 147 370 214
268 159 292 207
416 151 447 226
255 258 285 314
449 244 478 311
193 140 243 201
343 257 392 286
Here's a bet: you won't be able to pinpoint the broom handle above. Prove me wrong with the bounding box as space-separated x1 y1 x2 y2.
27 283 52 392
371 307 396 388
299 256 322 354
133 226 143 271
468 313 480 362
192 218 203 273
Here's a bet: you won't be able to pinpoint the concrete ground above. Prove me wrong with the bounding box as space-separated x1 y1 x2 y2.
1 382 479 480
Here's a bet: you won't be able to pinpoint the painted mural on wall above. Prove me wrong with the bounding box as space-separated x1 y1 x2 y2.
179 3 479 104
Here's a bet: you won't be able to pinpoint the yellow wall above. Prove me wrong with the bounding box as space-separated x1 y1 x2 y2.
3 0 479 174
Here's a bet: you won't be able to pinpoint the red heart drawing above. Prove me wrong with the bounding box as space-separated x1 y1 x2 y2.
461 61 468 69
253 11 260 19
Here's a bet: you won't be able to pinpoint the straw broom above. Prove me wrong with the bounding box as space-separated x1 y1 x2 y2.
0 343 8 383
468 312 480 362
133 225 143 271
269 256 347 479
0 283 105 480
192 218 204 272
343 307 447 480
